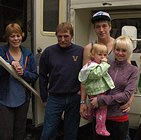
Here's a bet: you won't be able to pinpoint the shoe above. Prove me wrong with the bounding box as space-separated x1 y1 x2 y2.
96 124 110 136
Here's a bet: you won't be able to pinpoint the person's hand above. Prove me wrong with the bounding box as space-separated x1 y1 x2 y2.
43 102 47 107
80 103 88 120
120 101 131 113
11 61 20 68
120 94 134 113
101 58 108 63
12 61 23 76
15 65 23 76
90 97 99 108
122 107 130 113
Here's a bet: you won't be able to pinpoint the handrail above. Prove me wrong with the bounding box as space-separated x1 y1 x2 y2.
0 56 41 99
132 39 141 41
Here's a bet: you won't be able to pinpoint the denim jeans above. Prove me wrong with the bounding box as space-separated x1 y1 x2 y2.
126 127 131 140
40 93 81 140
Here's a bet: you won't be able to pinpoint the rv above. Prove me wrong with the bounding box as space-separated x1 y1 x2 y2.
0 0 141 130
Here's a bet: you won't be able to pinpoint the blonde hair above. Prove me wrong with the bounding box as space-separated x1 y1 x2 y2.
113 36 133 60
90 43 108 60
3 23 24 41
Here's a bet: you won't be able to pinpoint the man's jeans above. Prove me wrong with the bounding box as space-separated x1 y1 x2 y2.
40 93 81 140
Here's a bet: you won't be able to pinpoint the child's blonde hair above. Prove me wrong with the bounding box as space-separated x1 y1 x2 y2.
113 36 133 60
90 43 108 60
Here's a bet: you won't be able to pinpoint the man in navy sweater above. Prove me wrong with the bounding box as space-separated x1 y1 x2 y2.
39 22 84 140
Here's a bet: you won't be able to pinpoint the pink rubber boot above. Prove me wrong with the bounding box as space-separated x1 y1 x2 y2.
87 105 94 121
96 108 110 136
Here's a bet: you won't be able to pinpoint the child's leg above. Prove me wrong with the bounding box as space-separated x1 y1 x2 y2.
96 107 110 136
87 95 94 121
87 104 94 121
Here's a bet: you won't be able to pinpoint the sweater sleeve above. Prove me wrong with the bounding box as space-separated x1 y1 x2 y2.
39 49 49 102
98 67 139 106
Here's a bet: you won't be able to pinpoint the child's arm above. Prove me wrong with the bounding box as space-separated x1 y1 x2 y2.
88 62 110 79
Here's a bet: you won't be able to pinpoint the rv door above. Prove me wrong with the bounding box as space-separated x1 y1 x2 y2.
33 0 68 127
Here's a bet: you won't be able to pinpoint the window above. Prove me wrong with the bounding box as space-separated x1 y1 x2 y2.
43 0 59 32
0 0 27 42
111 18 141 53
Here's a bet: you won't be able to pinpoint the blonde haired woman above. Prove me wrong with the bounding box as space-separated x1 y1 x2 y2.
91 36 139 140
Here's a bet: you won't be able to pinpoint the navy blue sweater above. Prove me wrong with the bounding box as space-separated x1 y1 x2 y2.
39 43 84 102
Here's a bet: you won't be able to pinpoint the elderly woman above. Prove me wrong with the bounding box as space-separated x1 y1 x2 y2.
91 36 139 140
0 23 38 140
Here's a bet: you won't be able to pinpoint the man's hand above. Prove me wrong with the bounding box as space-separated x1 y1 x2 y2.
43 102 47 107
80 103 88 120
80 84 88 119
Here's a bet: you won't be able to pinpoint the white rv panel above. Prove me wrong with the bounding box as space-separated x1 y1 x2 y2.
70 0 141 129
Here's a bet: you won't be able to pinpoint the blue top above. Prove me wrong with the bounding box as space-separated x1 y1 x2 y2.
0 44 38 107
1 53 26 107
39 43 84 102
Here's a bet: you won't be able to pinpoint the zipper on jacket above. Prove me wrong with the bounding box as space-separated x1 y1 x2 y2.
113 68 120 82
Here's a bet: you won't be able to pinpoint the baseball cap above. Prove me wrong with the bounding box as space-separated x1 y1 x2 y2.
91 11 111 24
